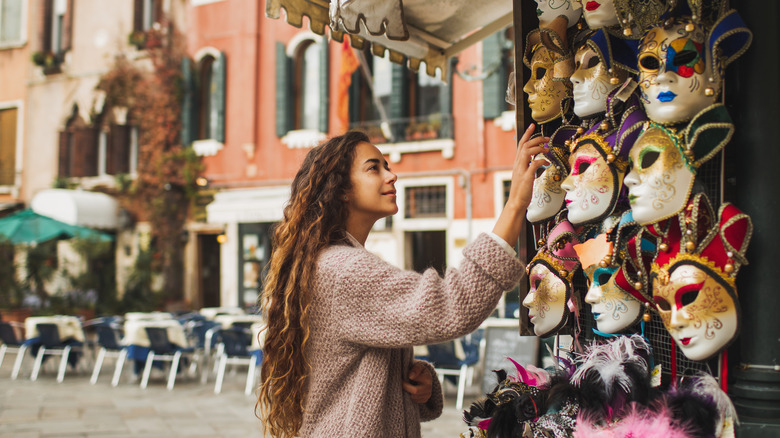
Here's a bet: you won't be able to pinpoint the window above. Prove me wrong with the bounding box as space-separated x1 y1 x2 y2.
405 185 446 218
41 0 72 57
133 0 163 33
182 50 226 155
0 0 23 46
483 27 514 119
101 124 139 176
276 35 329 139
0 107 17 186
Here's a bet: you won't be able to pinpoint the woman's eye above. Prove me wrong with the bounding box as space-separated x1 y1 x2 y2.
535 67 547 79
673 50 698 66
577 161 591 174
586 55 600 69
639 55 660 71
641 150 660 169
681 289 700 306
654 297 671 311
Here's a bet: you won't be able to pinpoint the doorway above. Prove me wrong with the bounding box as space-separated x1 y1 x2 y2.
199 233 221 308
406 230 446 276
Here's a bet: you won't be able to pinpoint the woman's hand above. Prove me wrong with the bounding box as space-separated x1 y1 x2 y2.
403 362 433 404
492 123 550 245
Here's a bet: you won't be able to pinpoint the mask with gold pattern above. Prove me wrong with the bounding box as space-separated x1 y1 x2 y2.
638 11 752 125
650 193 752 361
527 127 575 224
523 17 575 124
523 219 581 337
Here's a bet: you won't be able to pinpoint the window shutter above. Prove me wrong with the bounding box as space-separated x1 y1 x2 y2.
276 42 292 137
348 69 361 125
108 125 130 174
438 59 454 138
72 127 99 177
153 0 164 24
482 31 507 119
42 0 53 52
389 62 409 139
318 36 329 133
58 131 70 178
211 51 226 143
60 0 74 52
0 108 17 186
133 0 143 32
180 57 196 146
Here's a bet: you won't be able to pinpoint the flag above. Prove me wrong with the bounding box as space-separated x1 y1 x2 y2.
337 38 360 132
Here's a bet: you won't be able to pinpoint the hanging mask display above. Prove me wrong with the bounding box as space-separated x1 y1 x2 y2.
637 10 752 125
523 219 582 338
523 17 575 124
561 81 646 225
535 0 582 29
650 193 752 361
527 127 575 224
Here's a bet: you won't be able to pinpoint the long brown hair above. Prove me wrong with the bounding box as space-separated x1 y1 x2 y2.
257 131 369 437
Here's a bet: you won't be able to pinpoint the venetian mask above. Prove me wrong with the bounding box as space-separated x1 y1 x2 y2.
523 262 571 338
523 43 570 123
560 136 621 225
536 0 582 28
577 0 619 29
638 21 715 124
527 152 567 223
571 45 620 118
584 264 643 333
624 125 694 226
651 195 752 361
652 263 739 361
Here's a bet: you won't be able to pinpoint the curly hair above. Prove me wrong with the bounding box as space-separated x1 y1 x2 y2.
256 131 370 437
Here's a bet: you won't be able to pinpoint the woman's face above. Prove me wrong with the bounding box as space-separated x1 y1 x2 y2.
347 142 398 224
561 141 619 225
577 0 619 29
527 153 567 223
535 0 582 27
584 264 642 333
523 262 569 337
638 22 716 124
570 45 620 118
523 45 569 123
653 264 739 361
624 126 695 225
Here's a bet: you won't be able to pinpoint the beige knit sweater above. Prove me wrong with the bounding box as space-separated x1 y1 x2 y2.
300 232 525 437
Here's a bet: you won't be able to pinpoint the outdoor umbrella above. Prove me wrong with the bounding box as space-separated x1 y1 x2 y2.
0 209 113 245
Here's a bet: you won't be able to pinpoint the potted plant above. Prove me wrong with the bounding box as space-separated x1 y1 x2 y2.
128 30 147 50
31 51 61 75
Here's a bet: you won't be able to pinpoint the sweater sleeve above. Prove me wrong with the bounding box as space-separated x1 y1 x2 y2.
415 359 443 422
315 232 525 348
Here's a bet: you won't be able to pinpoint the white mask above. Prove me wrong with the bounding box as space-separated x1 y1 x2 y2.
578 0 619 29
584 264 642 333
536 0 582 28
527 153 567 223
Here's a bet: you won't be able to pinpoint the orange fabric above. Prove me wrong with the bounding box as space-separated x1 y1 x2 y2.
337 39 360 132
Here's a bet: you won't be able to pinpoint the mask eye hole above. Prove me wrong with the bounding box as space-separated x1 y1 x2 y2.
533 278 541 291
680 289 700 306
673 49 698 67
534 164 549 179
640 150 660 169
535 67 547 79
577 161 591 175
585 55 600 69
639 54 660 71
654 297 671 311
597 272 611 286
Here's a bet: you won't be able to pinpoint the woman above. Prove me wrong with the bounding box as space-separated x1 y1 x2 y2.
258 124 548 438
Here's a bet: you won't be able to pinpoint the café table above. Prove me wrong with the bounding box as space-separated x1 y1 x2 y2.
199 307 245 320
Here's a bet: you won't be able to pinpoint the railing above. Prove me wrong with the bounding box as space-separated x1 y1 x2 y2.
350 113 454 145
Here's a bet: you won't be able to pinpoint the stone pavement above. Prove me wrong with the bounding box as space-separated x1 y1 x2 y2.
0 354 480 437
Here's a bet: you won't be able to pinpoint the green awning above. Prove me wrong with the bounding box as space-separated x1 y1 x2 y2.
0 209 113 245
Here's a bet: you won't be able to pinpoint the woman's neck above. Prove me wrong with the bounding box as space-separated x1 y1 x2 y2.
345 216 374 246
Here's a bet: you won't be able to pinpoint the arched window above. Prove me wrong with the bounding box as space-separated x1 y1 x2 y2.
295 40 321 131
182 48 226 156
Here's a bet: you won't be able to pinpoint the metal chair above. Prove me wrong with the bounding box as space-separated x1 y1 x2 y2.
30 323 83 382
140 326 193 390
426 339 480 410
90 324 128 386
213 328 262 395
0 321 27 379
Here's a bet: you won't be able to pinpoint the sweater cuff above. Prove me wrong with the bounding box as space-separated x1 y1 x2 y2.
487 232 517 257
417 360 444 422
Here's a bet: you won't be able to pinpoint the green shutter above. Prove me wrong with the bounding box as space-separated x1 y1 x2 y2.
482 31 507 119
389 62 409 140
348 69 361 125
439 59 455 138
212 51 226 143
180 57 196 146
319 36 329 133
276 42 292 137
